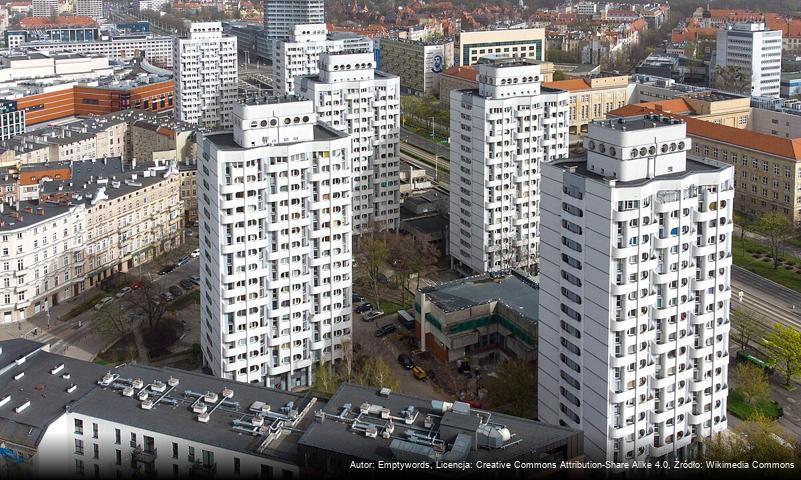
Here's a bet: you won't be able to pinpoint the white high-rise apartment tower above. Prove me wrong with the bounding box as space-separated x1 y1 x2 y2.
198 99 353 389
263 0 325 59
32 0 59 16
273 23 373 96
297 52 401 233
715 22 782 97
76 0 103 19
538 114 733 462
173 22 238 129
448 61 569 274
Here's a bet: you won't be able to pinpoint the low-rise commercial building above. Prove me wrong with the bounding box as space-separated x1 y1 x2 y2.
414 271 539 364
457 27 545 66
21 35 174 68
379 37 454 95
0 339 583 478
542 74 631 135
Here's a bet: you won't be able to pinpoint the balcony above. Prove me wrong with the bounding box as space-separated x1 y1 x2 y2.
189 462 217 478
132 447 157 465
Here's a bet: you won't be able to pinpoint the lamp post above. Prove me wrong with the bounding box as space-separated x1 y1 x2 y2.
430 116 438 182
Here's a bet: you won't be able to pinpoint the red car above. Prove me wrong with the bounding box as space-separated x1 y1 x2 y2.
130 280 144 290
466 400 483 409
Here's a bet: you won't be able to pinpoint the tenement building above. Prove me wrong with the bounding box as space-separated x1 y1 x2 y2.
539 114 733 461
297 52 401 233
448 60 569 274
198 99 353 389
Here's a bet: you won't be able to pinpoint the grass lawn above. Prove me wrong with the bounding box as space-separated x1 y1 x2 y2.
733 236 801 294
64 293 105 320
167 289 200 312
377 300 404 315
727 388 783 420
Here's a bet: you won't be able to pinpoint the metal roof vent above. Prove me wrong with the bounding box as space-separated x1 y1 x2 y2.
204 392 218 403
14 371 24 380
66 384 77 394
50 364 65 375
151 381 166 393
0 394 10 407
15 400 30 413
122 386 134 397
379 387 391 397
132 378 144 389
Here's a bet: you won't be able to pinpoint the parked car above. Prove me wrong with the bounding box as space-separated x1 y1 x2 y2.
352 293 364 303
130 280 144 290
160 292 174 303
176 256 191 267
190 275 201 285
168 285 184 297
374 323 397 338
158 265 175 275
398 309 415 330
190 248 200 258
115 287 132 298
362 310 384 322
94 297 114 310
179 279 195 291
411 366 427 380
397 353 414 370
354 303 373 314
466 400 483 409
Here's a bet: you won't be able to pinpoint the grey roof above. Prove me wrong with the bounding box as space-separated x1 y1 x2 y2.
204 126 347 152
39 157 175 204
420 271 540 318
0 201 75 232
298 383 579 465
0 340 318 461
553 155 724 187
0 339 109 449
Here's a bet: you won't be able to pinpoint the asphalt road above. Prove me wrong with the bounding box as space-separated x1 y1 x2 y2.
730 265 801 333
400 128 451 161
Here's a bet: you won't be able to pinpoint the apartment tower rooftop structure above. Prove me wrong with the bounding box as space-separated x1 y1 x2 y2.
715 22 782 98
448 60 570 274
539 114 733 462
297 51 401 233
198 98 353 390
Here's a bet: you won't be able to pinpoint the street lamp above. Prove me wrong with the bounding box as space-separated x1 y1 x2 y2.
429 116 438 182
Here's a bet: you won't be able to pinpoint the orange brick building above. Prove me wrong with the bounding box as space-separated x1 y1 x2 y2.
15 80 174 126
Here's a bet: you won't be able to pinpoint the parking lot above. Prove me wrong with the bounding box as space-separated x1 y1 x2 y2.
351 297 446 400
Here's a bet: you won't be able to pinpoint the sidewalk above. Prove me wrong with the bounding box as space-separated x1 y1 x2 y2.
0 232 198 350
737 225 801 259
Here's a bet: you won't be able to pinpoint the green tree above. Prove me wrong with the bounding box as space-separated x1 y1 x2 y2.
732 362 770 406
754 213 795 269
356 357 399 391
552 70 568 81
731 308 760 353
765 323 801 387
705 413 796 463
483 359 537 419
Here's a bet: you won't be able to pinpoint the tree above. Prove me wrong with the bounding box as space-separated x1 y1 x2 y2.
355 232 389 309
731 308 760 353
714 65 751 95
765 323 801 387
94 303 135 337
732 362 770 406
124 277 168 329
552 70 568 81
483 359 537 419
356 357 399 391
705 413 796 463
754 213 795 269
312 363 339 395
386 233 436 308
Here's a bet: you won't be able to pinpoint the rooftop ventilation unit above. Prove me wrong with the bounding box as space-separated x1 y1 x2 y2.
0 394 10 407
132 378 144 389
138 391 148 402
66 384 77 394
51 364 65 375
141 399 154 410
14 400 30 413
197 412 210 423
61 373 70 379
122 386 134 397
249 401 271 414
379 388 391 397
193 403 207 414
151 381 166 393
13 371 24 380
204 392 218 403
168 377 179 387
98 371 118 386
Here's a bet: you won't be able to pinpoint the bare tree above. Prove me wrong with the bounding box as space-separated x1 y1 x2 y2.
124 277 168 329
731 308 761 352
355 229 389 309
94 303 135 337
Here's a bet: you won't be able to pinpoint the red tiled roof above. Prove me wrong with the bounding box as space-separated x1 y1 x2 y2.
20 15 97 28
441 66 478 82
609 104 801 160
541 78 591 92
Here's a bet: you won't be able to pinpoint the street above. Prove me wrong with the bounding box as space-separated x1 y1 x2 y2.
400 128 451 161
0 239 200 362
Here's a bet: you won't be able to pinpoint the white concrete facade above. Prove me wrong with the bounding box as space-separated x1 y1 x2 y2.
715 22 782 98
75 0 103 19
538 114 733 462
297 52 401 234
272 24 372 97
448 61 569 274
32 0 58 17
173 22 238 129
198 100 353 389
263 0 325 60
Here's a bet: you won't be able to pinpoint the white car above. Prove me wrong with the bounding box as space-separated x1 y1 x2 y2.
116 287 132 298
94 297 113 310
191 248 200 258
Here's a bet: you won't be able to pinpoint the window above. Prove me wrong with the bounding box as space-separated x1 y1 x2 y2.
92 423 98 439
234 457 241 474
114 429 120 445
188 446 195 463
172 442 178 459
130 433 136 448
93 444 99 459
74 419 84 435
75 459 85 475
74 439 84 455
115 450 121 466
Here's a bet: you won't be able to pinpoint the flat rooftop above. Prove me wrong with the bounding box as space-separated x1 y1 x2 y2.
420 271 539 318
298 383 579 466
552 155 724 187
204 125 347 152
591 114 685 132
